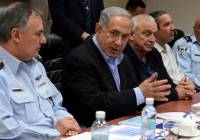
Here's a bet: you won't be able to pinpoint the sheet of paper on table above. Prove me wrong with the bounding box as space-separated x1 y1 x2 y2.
157 112 200 122
192 102 200 109
61 125 141 140
118 116 163 128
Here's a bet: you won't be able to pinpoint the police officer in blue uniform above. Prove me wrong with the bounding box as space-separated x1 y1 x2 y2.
172 16 200 89
0 2 80 140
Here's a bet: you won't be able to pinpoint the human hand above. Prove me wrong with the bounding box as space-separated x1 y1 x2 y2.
179 77 196 91
177 77 195 100
55 117 81 136
81 32 90 41
139 72 171 100
176 84 194 100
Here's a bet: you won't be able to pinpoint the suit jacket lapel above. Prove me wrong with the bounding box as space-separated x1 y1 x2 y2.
85 38 119 91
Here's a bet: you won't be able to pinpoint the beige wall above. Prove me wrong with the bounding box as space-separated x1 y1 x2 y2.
1 0 198 34
144 0 200 34
103 0 128 8
104 0 200 34
0 0 51 33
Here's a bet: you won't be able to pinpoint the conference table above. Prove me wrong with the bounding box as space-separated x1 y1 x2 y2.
107 93 200 125
63 94 200 139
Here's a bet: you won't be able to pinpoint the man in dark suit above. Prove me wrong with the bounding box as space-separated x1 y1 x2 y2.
48 0 104 55
63 7 172 127
125 14 194 102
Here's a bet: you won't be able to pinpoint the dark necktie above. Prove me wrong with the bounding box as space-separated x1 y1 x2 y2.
83 0 92 33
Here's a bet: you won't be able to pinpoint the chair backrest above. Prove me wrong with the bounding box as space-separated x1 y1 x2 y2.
39 33 64 92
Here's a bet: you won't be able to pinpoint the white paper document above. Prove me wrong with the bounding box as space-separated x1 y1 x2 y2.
192 102 200 109
157 112 200 122
109 125 141 140
61 125 141 140
61 132 91 140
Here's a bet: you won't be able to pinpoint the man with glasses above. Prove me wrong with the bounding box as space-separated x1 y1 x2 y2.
63 7 172 127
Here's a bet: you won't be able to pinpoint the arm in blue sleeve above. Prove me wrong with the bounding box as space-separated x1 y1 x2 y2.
133 87 145 106
48 79 73 120
175 46 200 86
39 63 73 121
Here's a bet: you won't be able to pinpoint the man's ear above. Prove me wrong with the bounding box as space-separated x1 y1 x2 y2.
10 28 22 43
95 23 103 34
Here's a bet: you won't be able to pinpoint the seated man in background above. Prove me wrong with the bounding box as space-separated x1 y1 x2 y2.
172 16 200 90
149 11 195 92
63 7 173 127
0 2 80 140
125 0 146 16
124 14 194 101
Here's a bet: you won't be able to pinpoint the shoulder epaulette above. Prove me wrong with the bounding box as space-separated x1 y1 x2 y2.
183 35 192 42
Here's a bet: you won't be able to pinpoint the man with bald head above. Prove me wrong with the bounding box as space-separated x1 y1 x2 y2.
172 16 200 89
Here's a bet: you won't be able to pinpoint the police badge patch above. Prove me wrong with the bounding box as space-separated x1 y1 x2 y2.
178 44 187 55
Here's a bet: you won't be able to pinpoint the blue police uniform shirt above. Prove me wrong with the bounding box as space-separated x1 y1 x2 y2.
172 34 200 87
0 47 72 139
92 35 144 106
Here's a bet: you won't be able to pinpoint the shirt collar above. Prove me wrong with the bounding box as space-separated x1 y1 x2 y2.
154 42 165 53
92 35 124 65
154 42 170 53
0 47 36 74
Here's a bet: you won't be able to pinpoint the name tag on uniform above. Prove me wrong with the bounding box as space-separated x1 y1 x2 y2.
12 87 23 92
195 54 200 57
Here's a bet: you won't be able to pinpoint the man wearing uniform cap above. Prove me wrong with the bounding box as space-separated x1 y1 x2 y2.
172 16 200 90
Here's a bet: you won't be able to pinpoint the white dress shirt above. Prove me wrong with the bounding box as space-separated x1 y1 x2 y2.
154 42 185 84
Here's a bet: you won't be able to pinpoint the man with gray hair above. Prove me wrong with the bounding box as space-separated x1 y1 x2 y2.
0 2 80 140
63 7 172 126
125 14 194 102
